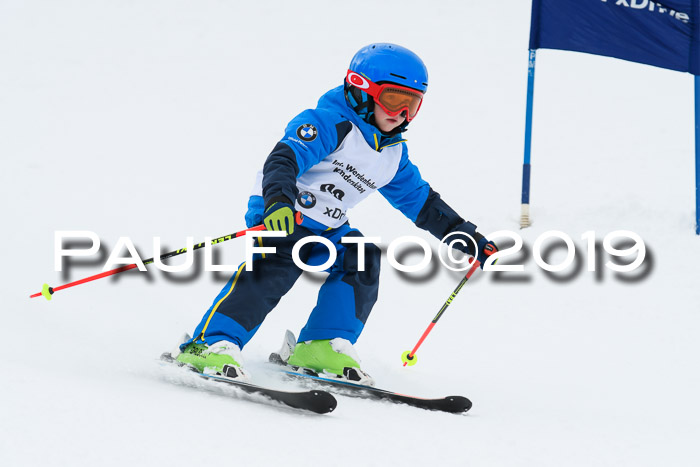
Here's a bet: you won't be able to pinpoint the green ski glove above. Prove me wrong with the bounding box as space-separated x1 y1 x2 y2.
264 201 296 235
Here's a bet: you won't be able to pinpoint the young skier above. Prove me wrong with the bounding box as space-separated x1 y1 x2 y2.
173 43 498 385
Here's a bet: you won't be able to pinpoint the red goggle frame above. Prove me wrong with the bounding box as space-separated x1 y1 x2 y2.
346 70 424 122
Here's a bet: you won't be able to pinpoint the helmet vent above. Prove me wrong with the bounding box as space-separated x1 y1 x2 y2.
389 73 407 80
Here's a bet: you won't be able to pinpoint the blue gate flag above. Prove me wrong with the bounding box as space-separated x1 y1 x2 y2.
529 0 700 75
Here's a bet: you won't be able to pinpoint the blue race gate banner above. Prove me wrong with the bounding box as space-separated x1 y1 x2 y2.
529 0 700 74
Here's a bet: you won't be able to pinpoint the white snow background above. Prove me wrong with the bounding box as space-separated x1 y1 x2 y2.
2 1 699 466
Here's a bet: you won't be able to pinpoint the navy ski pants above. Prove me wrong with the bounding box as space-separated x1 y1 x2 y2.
184 216 381 349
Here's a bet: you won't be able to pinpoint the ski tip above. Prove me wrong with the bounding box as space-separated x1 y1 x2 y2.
307 390 338 414
445 396 472 413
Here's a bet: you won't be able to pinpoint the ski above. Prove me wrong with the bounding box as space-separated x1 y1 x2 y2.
268 353 471 414
159 352 337 414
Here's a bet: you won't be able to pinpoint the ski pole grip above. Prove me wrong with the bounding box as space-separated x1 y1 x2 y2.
482 242 497 257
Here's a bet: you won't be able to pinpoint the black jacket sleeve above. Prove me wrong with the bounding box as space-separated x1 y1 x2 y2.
415 188 482 256
261 141 300 209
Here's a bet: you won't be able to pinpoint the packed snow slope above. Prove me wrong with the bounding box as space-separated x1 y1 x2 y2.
2 1 699 466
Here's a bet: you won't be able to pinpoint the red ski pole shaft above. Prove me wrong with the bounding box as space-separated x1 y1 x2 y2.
30 212 303 300
402 258 481 367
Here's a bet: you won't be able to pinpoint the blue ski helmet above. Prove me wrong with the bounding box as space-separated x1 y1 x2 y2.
344 43 428 133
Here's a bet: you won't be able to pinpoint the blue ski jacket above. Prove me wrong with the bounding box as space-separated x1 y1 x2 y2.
245 85 478 253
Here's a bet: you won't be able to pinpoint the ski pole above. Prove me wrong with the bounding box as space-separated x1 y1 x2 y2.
401 258 481 367
30 212 303 301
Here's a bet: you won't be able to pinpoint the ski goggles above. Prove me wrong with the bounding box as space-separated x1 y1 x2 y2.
346 70 424 122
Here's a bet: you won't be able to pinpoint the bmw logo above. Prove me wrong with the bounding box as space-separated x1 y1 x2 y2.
297 191 317 209
296 124 317 142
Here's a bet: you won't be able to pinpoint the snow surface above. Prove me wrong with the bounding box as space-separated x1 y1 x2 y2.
2 1 700 466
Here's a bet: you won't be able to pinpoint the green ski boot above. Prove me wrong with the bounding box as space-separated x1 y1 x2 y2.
176 340 249 381
283 332 374 386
